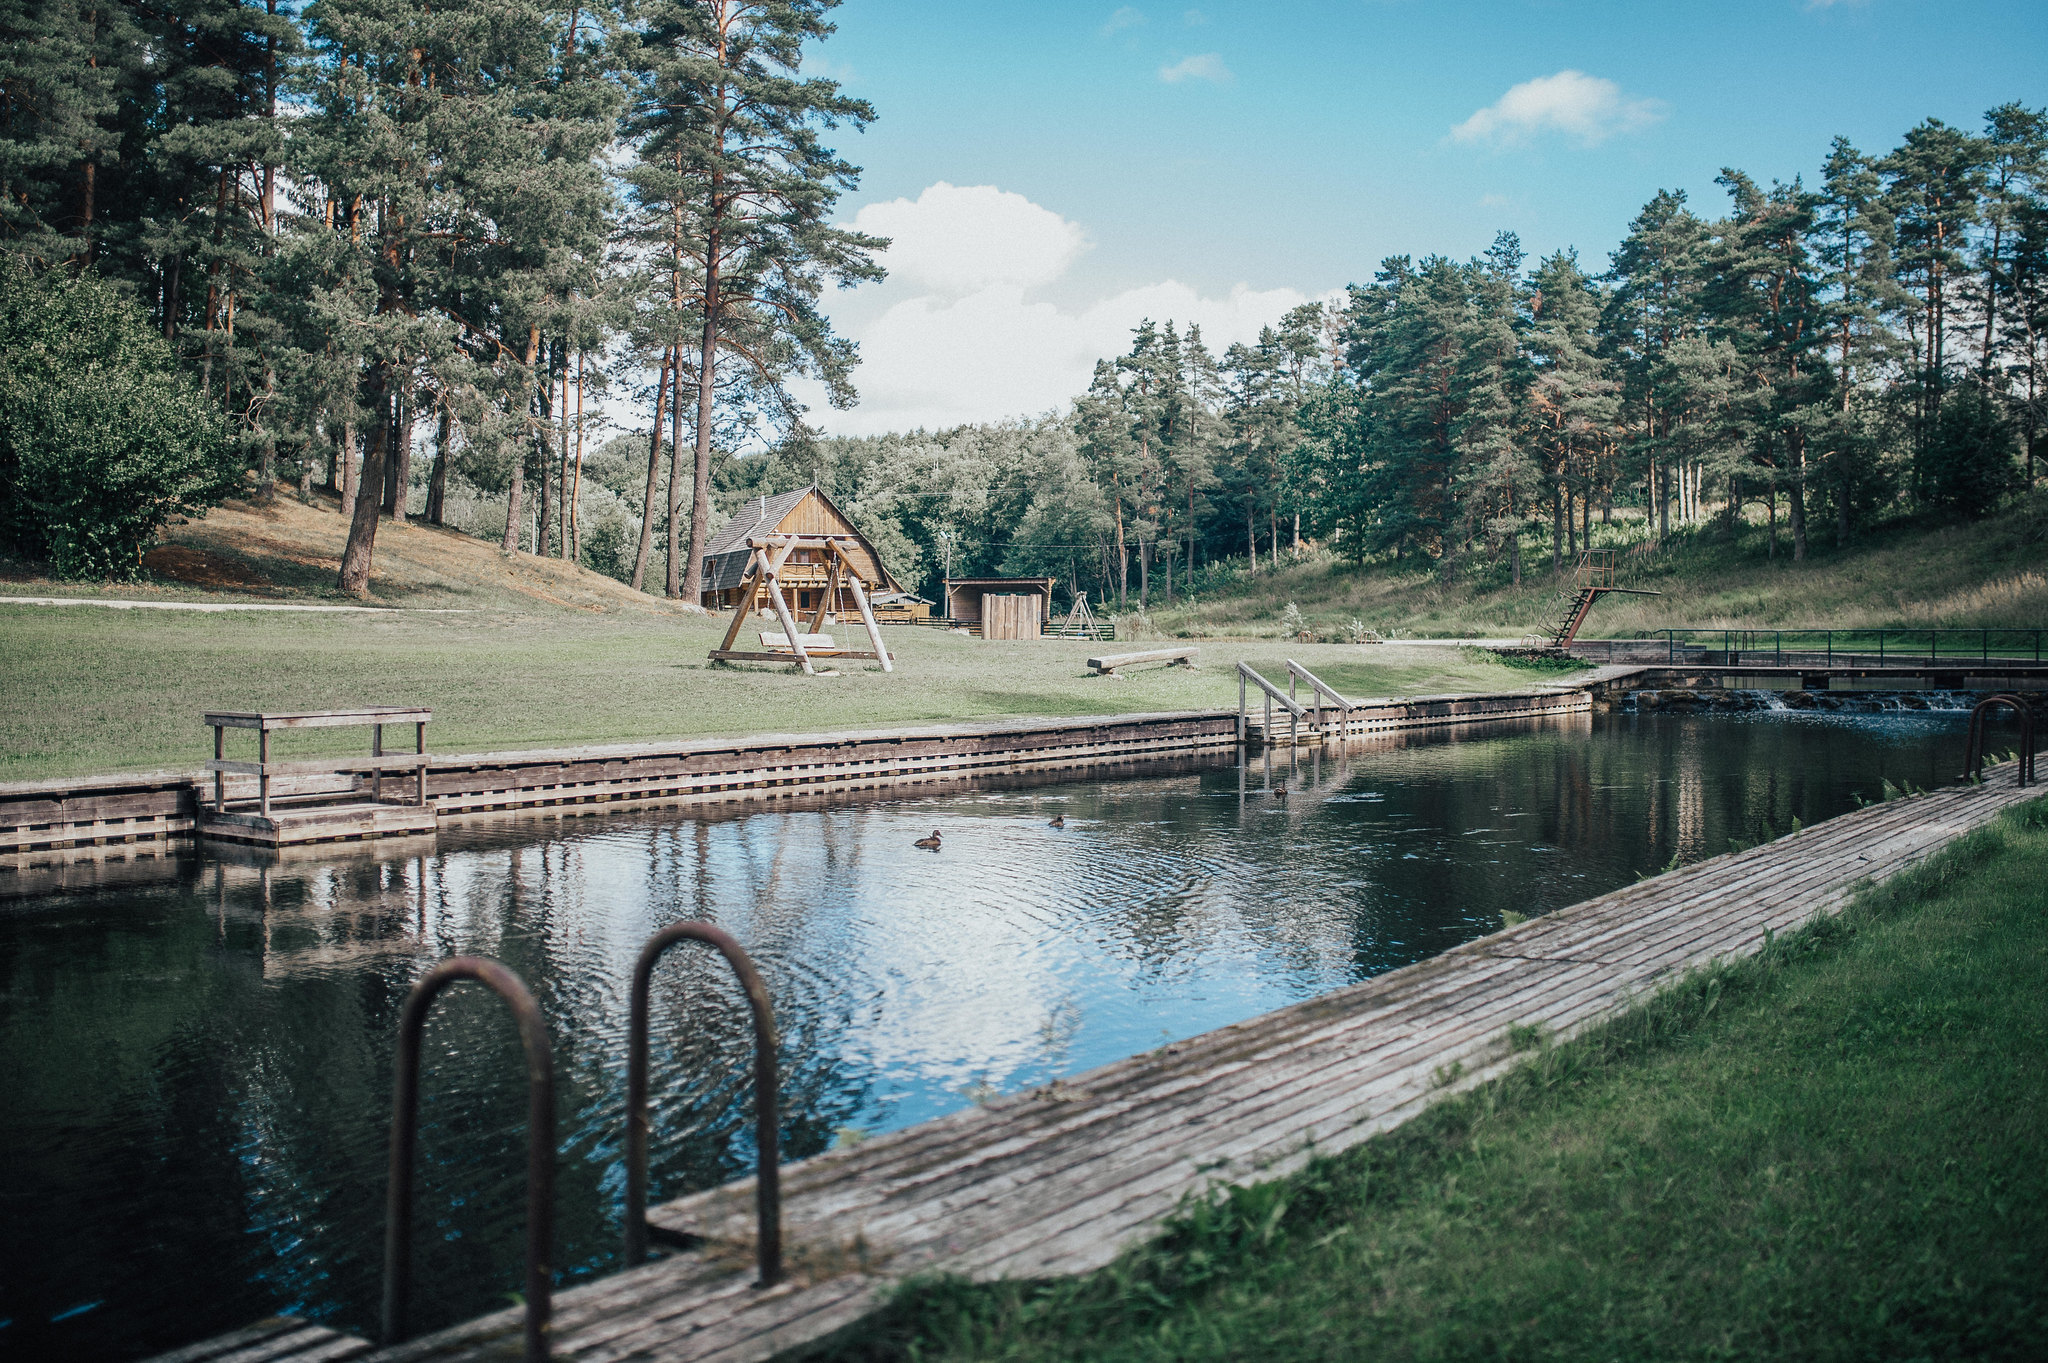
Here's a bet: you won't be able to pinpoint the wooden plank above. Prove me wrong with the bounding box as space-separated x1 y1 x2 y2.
1088 646 1198 673
204 709 430 730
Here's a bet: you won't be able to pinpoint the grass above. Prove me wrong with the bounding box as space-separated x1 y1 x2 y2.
0 606 1574 782
1146 490 2048 641
814 796 2048 1363
0 491 694 613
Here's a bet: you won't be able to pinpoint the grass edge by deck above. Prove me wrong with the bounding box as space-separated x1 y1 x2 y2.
812 793 2048 1363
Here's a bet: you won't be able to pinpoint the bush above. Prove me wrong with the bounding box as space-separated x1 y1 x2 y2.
0 260 238 578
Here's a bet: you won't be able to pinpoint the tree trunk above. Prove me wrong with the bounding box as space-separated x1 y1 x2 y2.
665 354 687 597
338 366 390 595
684 306 718 604
570 354 586 564
1138 539 1148 611
1787 436 1807 562
388 385 411 524
536 378 553 559
1550 477 1562 571
426 402 450 524
502 457 524 553
1111 475 1127 610
339 419 359 520
631 346 672 592
558 361 571 559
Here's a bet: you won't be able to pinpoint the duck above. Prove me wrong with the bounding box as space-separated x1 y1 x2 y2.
914 829 942 850
1048 815 1065 828
1272 782 1288 801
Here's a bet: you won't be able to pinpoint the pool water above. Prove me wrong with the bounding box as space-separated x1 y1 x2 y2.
0 710 1977 1360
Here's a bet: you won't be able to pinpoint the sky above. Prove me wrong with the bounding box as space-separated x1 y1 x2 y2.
773 0 2048 436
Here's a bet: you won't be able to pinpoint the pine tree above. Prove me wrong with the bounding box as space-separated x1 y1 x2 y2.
619 0 882 601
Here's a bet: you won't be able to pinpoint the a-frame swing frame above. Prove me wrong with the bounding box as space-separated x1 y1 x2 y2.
708 534 894 676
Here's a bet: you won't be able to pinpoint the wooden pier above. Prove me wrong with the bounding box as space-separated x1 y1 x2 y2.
147 761 2043 1363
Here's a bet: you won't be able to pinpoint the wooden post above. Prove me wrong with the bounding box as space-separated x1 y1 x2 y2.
832 539 892 673
715 551 762 654
809 558 840 635
258 728 271 817
373 723 383 802
213 724 224 813
760 538 812 675
416 720 427 808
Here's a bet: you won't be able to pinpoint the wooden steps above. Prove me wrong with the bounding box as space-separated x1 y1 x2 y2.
198 800 440 847
143 764 2038 1363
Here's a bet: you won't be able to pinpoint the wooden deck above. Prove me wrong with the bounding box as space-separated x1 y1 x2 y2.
149 762 2042 1363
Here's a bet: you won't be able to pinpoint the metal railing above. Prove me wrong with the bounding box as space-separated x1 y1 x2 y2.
383 958 556 1362
1648 628 2045 668
624 922 782 1285
1965 695 2037 787
1239 662 1307 748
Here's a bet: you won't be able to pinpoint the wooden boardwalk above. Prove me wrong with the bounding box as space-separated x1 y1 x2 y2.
152 763 2042 1363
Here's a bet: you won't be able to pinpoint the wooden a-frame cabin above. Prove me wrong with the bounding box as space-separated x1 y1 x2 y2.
699 487 926 621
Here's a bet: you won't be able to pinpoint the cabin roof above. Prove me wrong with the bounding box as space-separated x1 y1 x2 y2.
703 488 814 561
700 485 903 595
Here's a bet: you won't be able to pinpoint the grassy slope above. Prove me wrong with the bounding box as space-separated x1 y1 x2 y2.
0 492 691 613
1150 493 2048 641
820 796 2048 1363
0 602 1565 781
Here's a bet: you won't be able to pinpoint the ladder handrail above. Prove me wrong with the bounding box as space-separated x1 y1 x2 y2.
624 922 782 1284
383 958 554 1362
1238 661 1307 750
1238 662 1308 717
1285 659 1355 724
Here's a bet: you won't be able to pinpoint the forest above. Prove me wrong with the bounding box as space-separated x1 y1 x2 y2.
2 0 2043 607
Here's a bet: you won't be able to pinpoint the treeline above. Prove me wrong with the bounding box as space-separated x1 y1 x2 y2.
757 107 2043 614
1 0 877 588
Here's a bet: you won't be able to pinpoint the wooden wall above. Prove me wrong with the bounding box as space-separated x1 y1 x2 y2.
983 593 1043 640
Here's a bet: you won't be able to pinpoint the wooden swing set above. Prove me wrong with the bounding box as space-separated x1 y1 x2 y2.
708 534 895 676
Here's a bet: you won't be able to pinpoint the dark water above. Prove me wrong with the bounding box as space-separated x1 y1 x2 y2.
0 710 1978 1360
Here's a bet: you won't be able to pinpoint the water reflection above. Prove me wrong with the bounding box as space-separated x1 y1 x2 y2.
0 710 1973 1361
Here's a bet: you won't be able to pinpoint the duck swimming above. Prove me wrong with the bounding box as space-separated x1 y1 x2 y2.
914 829 942 850
1048 815 1065 828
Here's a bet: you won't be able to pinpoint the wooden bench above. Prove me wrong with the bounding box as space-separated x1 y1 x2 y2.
1087 646 1200 676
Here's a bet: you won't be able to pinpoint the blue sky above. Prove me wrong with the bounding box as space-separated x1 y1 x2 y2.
791 0 2048 434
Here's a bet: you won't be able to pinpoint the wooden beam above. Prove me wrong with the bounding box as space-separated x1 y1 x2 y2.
809 557 840 634
760 541 813 675
714 550 763 654
832 539 893 673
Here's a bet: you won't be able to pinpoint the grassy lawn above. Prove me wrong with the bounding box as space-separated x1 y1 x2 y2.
818 797 2048 1363
0 604 1571 781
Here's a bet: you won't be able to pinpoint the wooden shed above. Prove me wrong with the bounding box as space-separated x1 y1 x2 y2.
943 577 1057 640
700 487 925 620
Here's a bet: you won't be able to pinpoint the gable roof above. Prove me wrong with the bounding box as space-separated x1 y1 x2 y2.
698 485 904 596
702 487 813 561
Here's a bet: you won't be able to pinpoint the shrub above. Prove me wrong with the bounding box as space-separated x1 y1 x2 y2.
0 260 238 578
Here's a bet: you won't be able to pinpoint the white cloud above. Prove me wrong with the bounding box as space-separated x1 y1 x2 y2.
804 183 1321 436
1099 5 1144 37
849 182 1088 297
1451 70 1664 146
1158 52 1231 84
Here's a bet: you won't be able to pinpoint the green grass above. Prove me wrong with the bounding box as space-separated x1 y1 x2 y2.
815 796 2048 1363
1148 490 2048 640
0 606 1577 781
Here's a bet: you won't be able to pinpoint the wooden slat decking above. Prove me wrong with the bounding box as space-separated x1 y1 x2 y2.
247 765 2040 1363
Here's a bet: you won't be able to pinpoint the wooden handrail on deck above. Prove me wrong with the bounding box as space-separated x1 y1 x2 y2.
204 708 431 818
1237 662 1307 747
